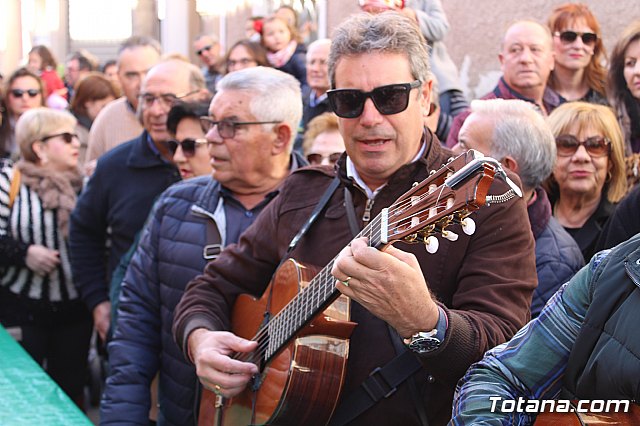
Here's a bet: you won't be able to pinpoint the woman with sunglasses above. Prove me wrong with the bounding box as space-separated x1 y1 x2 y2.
0 108 91 409
547 3 608 105
1 68 45 159
166 101 212 179
544 102 627 261
302 112 345 167
608 21 640 156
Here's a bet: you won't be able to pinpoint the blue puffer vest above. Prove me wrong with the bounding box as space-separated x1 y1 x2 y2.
562 233 640 401
102 176 226 426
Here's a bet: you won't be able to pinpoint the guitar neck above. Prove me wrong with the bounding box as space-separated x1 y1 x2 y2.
264 214 386 361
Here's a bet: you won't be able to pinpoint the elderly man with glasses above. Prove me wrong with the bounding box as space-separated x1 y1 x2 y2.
100 73 306 425
69 59 204 347
173 12 537 426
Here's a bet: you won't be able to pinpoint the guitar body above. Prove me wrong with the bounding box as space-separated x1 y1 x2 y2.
199 259 357 426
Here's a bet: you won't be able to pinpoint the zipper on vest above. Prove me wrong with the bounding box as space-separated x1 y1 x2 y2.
362 198 374 224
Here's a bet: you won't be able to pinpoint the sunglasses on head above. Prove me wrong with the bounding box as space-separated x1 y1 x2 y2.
10 89 40 98
41 132 78 143
327 80 422 119
166 138 208 157
554 31 598 46
556 134 610 157
196 45 213 56
306 152 342 165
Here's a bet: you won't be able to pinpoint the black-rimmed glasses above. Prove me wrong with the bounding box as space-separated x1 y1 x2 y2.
199 117 280 139
556 135 610 157
165 138 208 157
327 80 422 119
139 90 200 109
41 132 78 144
554 31 598 47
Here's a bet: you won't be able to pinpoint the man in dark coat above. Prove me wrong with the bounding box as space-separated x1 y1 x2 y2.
452 98 583 317
173 12 537 426
100 68 306 425
69 59 204 342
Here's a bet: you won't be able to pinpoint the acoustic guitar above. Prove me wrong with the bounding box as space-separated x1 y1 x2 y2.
199 150 521 426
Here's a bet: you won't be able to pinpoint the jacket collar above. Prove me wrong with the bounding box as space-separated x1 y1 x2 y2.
126 130 172 169
527 187 552 239
193 150 308 213
625 243 640 290
336 129 447 193
493 77 563 114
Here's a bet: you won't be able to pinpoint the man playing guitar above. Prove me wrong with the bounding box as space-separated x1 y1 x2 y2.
173 12 537 426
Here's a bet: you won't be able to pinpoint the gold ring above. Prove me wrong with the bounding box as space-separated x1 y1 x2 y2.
214 384 222 395
341 276 352 287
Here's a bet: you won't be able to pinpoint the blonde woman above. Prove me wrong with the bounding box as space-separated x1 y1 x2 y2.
544 102 627 261
0 108 91 408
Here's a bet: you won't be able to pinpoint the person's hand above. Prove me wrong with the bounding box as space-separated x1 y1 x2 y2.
92 301 111 341
331 237 439 338
25 244 60 275
188 329 259 398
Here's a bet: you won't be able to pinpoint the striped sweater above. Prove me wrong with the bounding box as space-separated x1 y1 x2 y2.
0 163 78 302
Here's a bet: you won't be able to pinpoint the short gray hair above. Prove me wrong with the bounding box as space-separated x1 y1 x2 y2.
216 67 302 150
328 11 431 88
470 99 556 191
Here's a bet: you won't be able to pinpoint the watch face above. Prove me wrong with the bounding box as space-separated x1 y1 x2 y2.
408 336 441 354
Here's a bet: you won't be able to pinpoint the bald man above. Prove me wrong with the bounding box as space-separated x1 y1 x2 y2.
447 20 561 146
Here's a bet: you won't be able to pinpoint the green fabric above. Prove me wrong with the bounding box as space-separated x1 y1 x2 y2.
0 325 92 425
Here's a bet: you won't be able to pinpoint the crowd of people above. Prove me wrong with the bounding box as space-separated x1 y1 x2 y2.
0 1 640 425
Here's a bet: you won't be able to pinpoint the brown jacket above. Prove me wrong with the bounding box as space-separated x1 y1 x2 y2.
173 132 537 425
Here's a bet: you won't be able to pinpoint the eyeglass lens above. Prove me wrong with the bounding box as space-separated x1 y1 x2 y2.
307 152 342 165
197 45 212 56
166 138 205 158
328 81 420 119
11 89 40 98
42 132 77 143
556 135 610 157
558 31 597 46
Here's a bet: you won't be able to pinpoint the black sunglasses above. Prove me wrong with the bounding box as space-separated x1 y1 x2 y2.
196 45 213 56
554 31 598 46
307 152 342 165
327 80 422 119
556 135 610 158
166 138 208 157
10 89 40 98
41 132 78 143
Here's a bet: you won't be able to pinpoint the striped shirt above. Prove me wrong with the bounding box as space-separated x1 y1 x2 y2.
0 163 78 302
449 250 609 425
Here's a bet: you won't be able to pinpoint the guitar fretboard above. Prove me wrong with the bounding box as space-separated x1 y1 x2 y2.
264 211 386 360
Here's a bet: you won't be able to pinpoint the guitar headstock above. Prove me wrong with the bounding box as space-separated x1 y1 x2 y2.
381 150 511 252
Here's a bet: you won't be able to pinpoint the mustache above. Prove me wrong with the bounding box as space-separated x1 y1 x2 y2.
352 130 396 140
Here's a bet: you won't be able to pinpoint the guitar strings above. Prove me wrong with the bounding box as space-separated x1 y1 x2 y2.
231 162 472 365
231 197 458 365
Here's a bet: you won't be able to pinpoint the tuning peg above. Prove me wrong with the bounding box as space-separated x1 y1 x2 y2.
442 230 458 242
461 218 476 235
425 236 439 253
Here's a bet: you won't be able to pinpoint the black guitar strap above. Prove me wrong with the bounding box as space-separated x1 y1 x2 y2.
329 191 429 426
